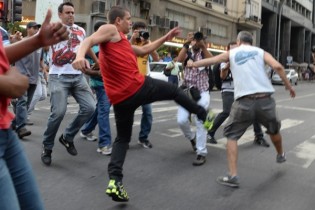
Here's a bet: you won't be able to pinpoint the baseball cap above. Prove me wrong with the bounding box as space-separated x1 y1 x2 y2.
26 22 41 29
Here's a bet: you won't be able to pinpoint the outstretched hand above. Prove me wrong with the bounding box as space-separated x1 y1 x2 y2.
165 27 181 41
37 9 69 46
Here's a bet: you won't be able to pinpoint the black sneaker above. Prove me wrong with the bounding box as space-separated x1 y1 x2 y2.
217 175 240 188
41 148 52 166
276 152 286 163
253 137 270 147
59 135 78 156
17 127 31 139
193 155 206 166
138 139 153 149
106 179 129 202
207 134 217 144
190 138 197 152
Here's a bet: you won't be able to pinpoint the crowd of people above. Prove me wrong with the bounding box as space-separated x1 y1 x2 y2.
0 2 297 209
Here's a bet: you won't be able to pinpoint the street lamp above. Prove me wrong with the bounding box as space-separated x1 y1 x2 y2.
276 0 285 62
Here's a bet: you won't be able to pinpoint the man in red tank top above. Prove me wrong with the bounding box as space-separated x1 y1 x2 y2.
72 6 208 202
0 10 69 209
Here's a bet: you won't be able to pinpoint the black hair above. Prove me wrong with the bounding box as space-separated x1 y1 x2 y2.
94 21 106 32
132 21 146 30
58 2 74 13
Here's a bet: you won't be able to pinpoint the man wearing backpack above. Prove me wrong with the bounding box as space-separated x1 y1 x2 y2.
176 32 212 166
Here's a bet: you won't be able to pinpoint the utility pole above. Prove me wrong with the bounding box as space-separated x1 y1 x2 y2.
276 0 285 62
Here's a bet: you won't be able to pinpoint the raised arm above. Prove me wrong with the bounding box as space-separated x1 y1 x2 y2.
4 9 68 64
72 24 118 71
192 51 229 68
132 27 181 56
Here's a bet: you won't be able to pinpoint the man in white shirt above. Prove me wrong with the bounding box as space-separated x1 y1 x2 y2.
191 31 296 188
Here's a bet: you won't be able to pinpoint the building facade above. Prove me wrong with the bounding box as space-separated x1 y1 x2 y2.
18 0 315 64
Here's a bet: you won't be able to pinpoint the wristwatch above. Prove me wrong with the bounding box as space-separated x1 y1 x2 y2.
183 43 189 50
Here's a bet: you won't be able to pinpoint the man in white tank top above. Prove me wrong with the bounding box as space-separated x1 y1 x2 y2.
190 31 296 188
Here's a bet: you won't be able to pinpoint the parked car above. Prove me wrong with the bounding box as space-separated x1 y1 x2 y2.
271 69 298 85
149 62 183 82
0 26 10 46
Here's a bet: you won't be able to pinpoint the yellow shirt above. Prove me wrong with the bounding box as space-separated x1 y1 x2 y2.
135 42 149 75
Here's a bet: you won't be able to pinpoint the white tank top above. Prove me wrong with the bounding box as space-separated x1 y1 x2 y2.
229 45 274 100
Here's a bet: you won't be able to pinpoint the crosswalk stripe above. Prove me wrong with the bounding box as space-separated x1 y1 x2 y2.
206 118 304 149
287 135 315 169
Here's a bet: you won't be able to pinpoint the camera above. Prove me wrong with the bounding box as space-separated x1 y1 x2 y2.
139 30 150 40
194 32 204 41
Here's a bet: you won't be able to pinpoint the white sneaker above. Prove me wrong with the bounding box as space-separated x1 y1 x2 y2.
80 132 97 141
97 146 112 155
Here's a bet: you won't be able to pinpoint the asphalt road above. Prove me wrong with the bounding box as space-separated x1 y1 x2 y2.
19 81 315 210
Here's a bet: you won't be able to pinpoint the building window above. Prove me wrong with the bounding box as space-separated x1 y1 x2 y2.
166 10 195 30
211 0 226 6
207 22 227 38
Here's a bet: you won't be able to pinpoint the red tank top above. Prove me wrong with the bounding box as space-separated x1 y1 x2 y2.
0 38 14 129
99 32 144 104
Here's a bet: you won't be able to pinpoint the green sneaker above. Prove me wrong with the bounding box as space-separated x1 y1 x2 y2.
203 109 215 130
106 179 129 202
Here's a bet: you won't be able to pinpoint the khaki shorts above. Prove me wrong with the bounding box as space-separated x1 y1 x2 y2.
224 96 281 140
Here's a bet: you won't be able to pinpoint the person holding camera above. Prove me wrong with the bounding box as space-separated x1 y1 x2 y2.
176 31 213 166
129 21 159 148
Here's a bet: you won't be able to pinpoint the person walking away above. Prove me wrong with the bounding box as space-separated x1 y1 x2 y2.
41 2 97 166
191 31 296 188
176 31 212 166
72 6 209 202
12 22 42 139
80 21 112 155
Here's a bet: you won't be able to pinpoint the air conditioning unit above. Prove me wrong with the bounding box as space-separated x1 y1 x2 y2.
170 20 178 29
140 1 151 10
205 1 212 9
200 27 211 36
91 1 106 15
149 15 160 27
160 17 170 29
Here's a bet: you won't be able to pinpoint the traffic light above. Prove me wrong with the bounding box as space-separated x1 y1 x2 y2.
0 1 4 19
12 0 22 22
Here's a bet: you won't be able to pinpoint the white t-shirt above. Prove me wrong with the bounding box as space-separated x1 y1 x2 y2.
229 44 274 100
49 24 86 75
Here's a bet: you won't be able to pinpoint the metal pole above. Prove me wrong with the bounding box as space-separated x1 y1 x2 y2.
276 0 284 62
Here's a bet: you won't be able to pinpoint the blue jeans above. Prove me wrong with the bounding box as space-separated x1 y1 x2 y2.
139 104 152 141
168 75 178 86
81 86 112 147
0 129 44 210
12 84 36 130
43 74 95 150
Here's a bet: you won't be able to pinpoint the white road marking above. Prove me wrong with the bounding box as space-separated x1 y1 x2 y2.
287 135 315 169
